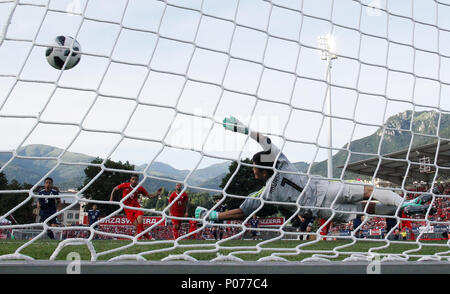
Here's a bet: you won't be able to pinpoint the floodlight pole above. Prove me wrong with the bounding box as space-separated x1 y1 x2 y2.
319 34 337 179
326 58 333 179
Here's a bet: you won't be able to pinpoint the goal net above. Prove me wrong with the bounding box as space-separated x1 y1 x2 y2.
11 228 62 240
0 0 449 268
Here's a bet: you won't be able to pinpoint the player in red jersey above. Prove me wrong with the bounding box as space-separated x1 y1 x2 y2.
168 183 189 239
109 174 162 240
188 220 199 239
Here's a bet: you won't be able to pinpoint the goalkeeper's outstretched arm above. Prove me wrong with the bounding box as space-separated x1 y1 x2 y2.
195 189 263 221
195 207 245 221
217 208 245 220
222 116 280 158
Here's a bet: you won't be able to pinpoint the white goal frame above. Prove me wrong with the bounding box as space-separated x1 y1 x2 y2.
0 0 449 273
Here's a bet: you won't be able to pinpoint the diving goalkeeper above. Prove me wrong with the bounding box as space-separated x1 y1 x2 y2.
195 116 435 224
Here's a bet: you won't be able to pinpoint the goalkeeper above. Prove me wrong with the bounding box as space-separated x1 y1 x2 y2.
196 116 435 224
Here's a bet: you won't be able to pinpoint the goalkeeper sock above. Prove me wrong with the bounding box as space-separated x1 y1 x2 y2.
372 189 403 207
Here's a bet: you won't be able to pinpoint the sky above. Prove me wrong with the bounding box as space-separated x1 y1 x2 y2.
1 0 450 174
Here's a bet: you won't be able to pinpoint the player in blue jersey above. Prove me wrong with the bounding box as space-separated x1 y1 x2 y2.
88 204 101 228
249 214 259 240
88 204 101 238
196 116 435 225
297 215 314 240
37 177 61 239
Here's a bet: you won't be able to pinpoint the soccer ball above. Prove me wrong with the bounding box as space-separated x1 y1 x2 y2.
45 35 81 70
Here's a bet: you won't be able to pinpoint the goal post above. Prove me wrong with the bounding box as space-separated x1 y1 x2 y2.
0 0 449 273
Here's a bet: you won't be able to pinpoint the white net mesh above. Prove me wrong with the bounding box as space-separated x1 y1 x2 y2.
0 0 449 264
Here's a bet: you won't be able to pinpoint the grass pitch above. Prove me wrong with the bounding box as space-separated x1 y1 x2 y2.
1 239 448 262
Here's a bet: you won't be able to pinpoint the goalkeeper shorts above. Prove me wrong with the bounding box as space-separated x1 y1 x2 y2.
318 182 365 223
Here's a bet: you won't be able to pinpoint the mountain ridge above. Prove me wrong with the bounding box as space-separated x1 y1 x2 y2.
0 144 230 190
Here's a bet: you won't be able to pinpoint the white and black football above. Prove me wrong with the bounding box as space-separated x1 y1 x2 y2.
45 35 81 70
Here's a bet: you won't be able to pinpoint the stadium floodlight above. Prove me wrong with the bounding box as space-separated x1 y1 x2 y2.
318 33 337 61
318 33 338 178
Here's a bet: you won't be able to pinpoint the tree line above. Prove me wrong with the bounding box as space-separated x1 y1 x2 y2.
0 173 34 224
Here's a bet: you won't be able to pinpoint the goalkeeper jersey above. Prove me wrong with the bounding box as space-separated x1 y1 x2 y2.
239 152 330 218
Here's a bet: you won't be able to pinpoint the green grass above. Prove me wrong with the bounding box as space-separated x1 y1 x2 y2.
1 239 449 262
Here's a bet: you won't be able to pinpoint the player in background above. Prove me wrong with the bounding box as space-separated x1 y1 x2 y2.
88 204 101 239
351 215 363 239
168 183 189 239
188 220 199 240
110 174 162 240
37 177 61 240
384 217 398 239
249 214 259 240
196 116 436 225
297 215 314 240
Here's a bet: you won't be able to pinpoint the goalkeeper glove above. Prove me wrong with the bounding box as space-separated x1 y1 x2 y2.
195 207 218 221
223 116 249 135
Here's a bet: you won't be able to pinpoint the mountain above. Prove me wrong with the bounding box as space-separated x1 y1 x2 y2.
136 160 230 187
188 174 226 192
0 144 230 190
136 161 189 180
0 145 95 188
293 161 309 173
188 162 231 185
310 110 450 178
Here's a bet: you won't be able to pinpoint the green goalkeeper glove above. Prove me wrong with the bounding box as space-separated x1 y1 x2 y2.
195 207 218 221
223 116 249 135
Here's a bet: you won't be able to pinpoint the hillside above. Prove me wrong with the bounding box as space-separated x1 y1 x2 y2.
0 145 95 188
310 110 450 178
0 145 230 190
